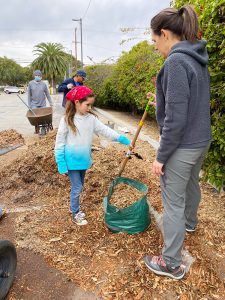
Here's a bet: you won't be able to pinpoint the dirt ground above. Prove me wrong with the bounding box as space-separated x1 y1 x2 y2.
1 214 95 300
0 144 97 300
0 118 224 300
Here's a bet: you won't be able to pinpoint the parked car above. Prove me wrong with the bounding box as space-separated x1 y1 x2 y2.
4 86 25 94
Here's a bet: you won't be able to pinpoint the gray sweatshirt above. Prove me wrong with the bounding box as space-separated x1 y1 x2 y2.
27 80 52 108
156 40 212 164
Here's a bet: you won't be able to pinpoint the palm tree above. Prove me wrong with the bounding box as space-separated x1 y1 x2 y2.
32 42 69 90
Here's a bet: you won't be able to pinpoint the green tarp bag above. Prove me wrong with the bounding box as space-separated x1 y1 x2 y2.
103 176 150 234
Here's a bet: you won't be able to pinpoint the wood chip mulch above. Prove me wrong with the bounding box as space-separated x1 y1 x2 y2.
0 129 24 148
0 130 224 300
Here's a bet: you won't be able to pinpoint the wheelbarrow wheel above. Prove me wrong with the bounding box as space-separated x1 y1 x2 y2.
0 240 17 300
40 127 46 136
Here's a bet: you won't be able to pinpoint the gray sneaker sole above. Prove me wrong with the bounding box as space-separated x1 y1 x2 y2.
72 219 88 225
185 228 196 233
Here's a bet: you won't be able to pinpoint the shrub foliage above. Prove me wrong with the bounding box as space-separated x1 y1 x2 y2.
173 0 225 188
86 1 225 188
86 41 161 117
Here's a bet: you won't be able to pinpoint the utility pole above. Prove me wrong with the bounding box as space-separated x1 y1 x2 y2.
74 28 78 70
72 18 83 67
80 18 83 67
70 49 73 76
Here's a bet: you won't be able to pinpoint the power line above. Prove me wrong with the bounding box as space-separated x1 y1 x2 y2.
0 35 144 54
82 0 92 19
0 27 123 35
82 42 119 52
0 42 118 52
0 27 148 35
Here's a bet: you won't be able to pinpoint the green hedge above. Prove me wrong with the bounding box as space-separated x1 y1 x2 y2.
85 64 115 106
0 57 32 86
86 41 162 117
173 0 225 189
86 2 225 189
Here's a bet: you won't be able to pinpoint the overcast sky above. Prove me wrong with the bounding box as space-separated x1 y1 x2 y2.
0 0 170 67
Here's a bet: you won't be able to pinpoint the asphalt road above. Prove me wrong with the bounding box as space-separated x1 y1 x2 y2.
0 92 64 135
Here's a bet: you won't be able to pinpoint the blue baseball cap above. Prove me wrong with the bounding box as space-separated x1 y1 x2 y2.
76 70 87 79
34 70 42 76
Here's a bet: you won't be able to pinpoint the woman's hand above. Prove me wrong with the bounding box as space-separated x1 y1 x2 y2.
152 159 164 176
146 92 156 108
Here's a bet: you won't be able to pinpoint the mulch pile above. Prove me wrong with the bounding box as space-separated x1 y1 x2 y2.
0 131 224 299
0 129 24 148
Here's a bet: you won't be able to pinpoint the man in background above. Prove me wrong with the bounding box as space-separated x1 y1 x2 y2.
58 70 86 107
27 70 53 133
27 70 53 109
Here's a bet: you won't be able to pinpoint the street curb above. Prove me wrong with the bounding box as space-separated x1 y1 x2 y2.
95 108 160 150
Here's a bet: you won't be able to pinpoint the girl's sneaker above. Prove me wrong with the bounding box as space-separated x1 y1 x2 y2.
72 212 88 226
69 209 85 218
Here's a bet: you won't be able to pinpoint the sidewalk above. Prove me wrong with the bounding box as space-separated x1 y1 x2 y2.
95 107 159 150
0 93 63 135
0 93 159 149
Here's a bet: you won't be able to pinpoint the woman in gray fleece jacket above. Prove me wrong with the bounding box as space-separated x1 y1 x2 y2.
144 5 211 280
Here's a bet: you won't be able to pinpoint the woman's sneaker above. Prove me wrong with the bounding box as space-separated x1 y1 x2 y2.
144 255 185 280
185 225 196 233
72 212 88 226
0 208 6 220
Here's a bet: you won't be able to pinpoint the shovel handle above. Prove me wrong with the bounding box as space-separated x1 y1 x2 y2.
118 100 151 176
17 94 37 116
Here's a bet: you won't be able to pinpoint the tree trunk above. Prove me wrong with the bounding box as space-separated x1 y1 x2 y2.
51 77 56 94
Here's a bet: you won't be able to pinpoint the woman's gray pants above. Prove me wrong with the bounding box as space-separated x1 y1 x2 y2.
160 145 210 268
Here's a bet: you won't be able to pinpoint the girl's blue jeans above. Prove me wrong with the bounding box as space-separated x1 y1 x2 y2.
68 170 86 214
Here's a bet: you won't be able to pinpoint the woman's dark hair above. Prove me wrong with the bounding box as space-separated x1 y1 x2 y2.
65 94 96 133
151 5 199 41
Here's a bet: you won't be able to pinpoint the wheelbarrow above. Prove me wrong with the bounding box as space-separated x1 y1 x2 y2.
17 95 53 136
26 107 53 135
0 210 17 300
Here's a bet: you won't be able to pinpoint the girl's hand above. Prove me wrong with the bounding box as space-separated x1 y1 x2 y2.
117 135 131 145
152 159 164 176
62 172 68 177
147 92 157 108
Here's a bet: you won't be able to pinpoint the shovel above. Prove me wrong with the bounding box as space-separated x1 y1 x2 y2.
17 94 37 116
118 99 152 176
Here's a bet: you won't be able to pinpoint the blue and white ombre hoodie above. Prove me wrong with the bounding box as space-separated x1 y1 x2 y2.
55 113 121 174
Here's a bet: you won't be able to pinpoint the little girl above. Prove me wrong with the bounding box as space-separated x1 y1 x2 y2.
55 85 131 225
